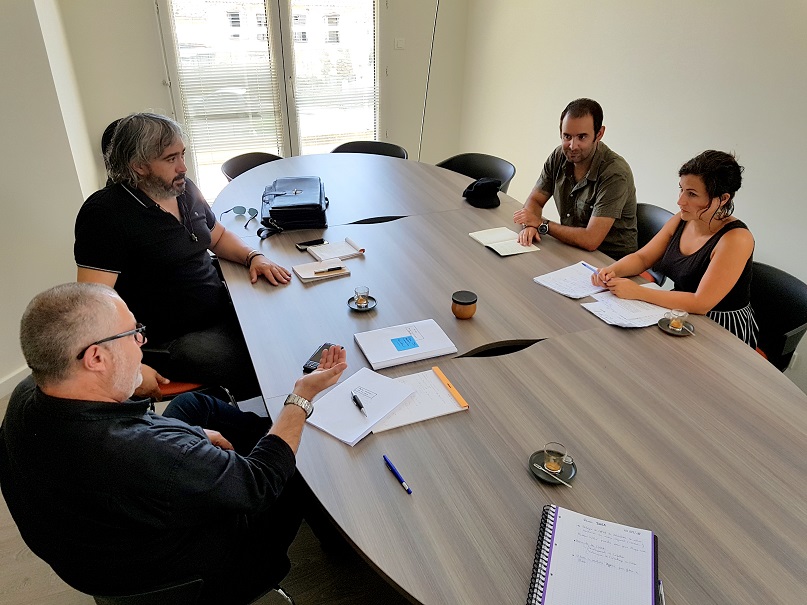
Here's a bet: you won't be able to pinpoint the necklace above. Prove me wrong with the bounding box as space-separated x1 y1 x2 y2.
121 184 198 242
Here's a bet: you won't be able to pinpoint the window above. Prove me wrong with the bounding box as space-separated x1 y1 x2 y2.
162 0 378 199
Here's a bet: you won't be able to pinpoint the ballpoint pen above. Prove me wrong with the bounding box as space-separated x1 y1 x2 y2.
383 454 412 494
350 389 368 417
313 266 345 274
581 261 599 274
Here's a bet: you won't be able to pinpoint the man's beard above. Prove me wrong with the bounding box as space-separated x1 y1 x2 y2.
140 172 186 198
109 349 144 401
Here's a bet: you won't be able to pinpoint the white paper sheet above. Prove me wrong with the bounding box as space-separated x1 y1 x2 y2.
307 367 414 446
533 262 607 299
580 285 668 328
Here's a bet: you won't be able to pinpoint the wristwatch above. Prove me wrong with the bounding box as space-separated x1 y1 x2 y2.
538 219 550 236
284 393 314 418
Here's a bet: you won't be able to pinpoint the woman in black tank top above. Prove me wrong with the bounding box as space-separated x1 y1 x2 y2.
589 150 758 347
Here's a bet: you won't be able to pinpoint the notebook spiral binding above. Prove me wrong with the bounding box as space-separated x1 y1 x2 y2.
526 504 557 605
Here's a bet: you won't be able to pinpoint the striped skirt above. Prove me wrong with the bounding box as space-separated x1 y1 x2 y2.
707 302 758 348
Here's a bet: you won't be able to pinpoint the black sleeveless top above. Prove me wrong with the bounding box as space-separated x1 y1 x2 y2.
654 219 758 347
654 219 752 311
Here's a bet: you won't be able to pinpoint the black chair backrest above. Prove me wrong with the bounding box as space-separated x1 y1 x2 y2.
436 153 516 193
221 152 283 181
331 140 408 159
636 203 673 247
93 578 203 605
750 261 807 372
636 203 674 286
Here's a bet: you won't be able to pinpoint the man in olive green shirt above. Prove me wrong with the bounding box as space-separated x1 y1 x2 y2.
514 98 637 259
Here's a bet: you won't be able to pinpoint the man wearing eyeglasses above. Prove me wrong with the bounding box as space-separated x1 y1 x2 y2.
0 282 347 603
75 113 290 401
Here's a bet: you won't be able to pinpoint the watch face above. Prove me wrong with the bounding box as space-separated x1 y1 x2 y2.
538 223 549 235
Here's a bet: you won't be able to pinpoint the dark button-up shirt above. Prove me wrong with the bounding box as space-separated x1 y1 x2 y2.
0 378 295 595
536 142 638 259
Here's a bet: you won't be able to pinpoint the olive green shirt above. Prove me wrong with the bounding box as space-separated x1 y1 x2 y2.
536 142 637 259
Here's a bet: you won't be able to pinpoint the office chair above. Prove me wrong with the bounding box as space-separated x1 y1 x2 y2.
331 140 408 159
435 152 516 193
221 152 283 181
636 203 674 286
750 261 807 372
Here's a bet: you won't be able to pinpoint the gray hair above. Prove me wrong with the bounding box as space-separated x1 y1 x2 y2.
20 283 119 386
106 113 185 186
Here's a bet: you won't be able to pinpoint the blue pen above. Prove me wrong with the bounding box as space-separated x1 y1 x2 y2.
580 261 598 274
383 455 412 494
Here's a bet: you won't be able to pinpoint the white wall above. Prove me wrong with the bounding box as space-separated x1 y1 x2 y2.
0 0 90 395
458 0 807 391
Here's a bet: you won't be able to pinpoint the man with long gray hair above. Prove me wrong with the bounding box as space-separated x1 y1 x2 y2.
0 282 346 603
75 112 287 400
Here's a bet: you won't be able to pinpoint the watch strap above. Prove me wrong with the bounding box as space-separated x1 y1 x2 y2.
284 393 313 418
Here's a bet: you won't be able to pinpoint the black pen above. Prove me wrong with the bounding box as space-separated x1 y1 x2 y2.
350 389 368 417
314 266 345 275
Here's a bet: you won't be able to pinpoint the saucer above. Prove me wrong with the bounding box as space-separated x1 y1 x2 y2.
528 450 577 485
348 295 377 312
658 317 694 336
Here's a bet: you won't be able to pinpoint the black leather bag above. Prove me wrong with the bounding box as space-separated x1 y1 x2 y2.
259 176 328 237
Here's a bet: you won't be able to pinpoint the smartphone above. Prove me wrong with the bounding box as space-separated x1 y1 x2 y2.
295 238 327 251
303 342 335 373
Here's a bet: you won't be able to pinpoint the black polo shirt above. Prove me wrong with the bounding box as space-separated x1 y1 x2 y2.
74 179 230 344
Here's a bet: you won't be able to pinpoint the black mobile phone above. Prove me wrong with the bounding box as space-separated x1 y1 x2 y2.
295 238 327 251
303 342 335 373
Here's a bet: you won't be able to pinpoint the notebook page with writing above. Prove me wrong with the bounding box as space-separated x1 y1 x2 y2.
533 262 606 299
540 507 656 605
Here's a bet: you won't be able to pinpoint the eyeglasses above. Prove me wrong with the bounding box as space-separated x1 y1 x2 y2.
219 206 259 228
77 323 147 360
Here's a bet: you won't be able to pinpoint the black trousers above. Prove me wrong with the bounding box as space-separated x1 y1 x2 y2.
163 393 305 604
145 313 261 400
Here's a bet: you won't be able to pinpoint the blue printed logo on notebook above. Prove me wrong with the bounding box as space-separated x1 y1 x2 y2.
391 336 419 351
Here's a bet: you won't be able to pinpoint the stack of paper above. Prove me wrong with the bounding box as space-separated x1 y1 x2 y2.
581 285 668 327
308 237 365 261
307 367 414 446
533 261 606 299
354 319 457 370
469 227 539 256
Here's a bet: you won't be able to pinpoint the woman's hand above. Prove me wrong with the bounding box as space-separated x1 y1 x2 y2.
605 277 643 299
591 267 616 287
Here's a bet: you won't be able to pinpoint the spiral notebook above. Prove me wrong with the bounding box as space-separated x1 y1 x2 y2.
527 505 660 605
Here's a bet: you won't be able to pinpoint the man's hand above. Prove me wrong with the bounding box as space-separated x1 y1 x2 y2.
293 345 348 402
204 429 234 450
134 363 170 400
250 256 291 286
517 226 540 246
513 206 541 228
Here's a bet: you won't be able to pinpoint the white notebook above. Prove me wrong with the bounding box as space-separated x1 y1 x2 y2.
307 237 365 261
354 319 457 370
292 258 350 282
373 366 469 432
469 227 540 256
307 367 414 446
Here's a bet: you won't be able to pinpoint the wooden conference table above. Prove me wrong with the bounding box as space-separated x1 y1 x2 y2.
213 154 807 604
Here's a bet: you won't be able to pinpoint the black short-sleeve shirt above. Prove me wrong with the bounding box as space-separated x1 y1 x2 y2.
74 179 230 343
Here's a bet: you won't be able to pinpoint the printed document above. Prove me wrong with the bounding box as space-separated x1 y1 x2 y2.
580 285 668 327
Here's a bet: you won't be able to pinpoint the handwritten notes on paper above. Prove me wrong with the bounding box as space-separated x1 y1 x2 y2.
533 262 607 299
544 508 655 605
